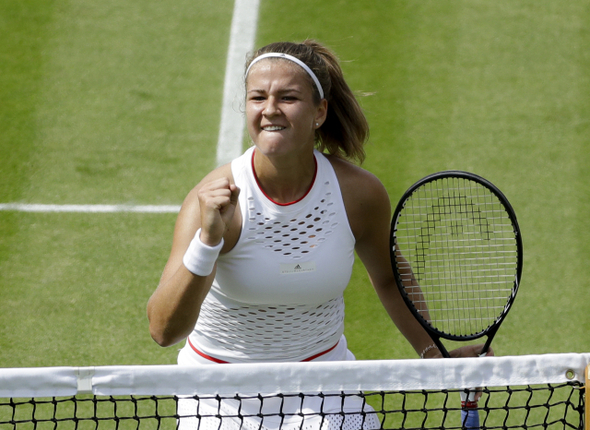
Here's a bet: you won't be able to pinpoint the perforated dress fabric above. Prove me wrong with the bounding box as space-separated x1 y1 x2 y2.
177 148 378 429
187 147 356 363
243 184 341 260
194 294 345 361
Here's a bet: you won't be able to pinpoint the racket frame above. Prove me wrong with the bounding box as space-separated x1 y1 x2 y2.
390 170 523 357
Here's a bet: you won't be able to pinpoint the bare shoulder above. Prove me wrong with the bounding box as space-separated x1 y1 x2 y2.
327 155 390 210
326 155 391 240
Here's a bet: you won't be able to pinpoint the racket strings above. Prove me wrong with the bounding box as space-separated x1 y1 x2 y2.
394 177 519 337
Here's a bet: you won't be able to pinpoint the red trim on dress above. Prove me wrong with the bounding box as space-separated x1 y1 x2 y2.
251 150 318 206
188 336 339 364
301 342 338 362
188 337 229 364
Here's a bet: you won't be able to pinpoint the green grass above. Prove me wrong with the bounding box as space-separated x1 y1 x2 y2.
0 213 178 366
0 0 233 367
1 0 231 206
258 0 590 358
1 0 589 371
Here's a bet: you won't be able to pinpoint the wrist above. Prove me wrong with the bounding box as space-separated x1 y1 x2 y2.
198 228 223 247
182 228 224 276
420 344 440 359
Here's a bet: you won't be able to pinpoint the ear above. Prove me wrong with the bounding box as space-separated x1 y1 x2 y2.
314 99 328 127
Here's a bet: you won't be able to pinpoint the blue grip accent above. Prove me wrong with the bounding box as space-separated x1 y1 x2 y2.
461 408 480 429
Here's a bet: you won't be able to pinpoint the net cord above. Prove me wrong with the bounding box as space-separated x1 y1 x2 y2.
0 353 588 398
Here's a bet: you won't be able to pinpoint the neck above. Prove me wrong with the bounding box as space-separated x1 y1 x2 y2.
252 149 317 205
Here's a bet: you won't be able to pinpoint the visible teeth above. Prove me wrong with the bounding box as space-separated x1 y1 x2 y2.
263 126 285 131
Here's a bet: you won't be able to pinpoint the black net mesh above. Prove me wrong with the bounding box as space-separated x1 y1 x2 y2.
1 382 584 430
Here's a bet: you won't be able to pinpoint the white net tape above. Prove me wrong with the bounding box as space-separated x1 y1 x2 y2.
1 353 588 398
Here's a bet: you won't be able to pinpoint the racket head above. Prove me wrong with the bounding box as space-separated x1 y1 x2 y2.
390 171 522 345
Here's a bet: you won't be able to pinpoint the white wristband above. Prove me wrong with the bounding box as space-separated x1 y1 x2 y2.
182 229 224 276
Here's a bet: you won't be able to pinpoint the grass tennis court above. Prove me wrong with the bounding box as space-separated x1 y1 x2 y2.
0 0 589 368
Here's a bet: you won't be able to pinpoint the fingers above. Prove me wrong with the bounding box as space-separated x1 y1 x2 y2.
228 183 240 206
474 389 483 401
199 178 235 210
481 346 494 356
197 178 240 245
449 344 494 358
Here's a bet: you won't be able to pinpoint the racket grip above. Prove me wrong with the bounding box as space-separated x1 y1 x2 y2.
460 390 480 429
461 407 480 429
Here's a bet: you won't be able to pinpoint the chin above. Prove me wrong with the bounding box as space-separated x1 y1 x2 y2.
255 147 288 159
253 140 288 156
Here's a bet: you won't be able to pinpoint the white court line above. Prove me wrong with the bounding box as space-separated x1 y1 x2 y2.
0 0 259 214
216 0 260 167
0 203 181 213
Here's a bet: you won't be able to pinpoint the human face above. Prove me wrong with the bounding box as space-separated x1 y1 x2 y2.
245 59 327 159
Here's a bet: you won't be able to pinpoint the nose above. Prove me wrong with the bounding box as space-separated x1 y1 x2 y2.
262 97 280 117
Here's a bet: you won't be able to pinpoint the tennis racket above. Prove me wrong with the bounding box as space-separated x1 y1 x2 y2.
390 171 523 429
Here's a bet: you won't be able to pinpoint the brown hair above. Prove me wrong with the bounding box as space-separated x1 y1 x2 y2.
245 40 369 164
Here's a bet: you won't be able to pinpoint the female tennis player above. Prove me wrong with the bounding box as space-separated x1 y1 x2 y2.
147 40 488 429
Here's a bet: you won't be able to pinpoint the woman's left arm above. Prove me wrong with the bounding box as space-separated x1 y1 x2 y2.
341 164 489 359
348 171 437 357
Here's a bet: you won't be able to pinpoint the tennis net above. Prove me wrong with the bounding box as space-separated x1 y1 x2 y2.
1 353 588 430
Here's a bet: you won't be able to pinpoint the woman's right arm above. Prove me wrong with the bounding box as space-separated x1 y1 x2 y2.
147 170 240 347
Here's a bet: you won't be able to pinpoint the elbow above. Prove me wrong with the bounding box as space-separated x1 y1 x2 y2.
147 302 176 347
147 311 182 347
149 327 171 347
149 324 183 348
148 312 191 347
146 298 195 347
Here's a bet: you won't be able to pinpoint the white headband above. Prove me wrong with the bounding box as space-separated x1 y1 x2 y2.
246 52 325 100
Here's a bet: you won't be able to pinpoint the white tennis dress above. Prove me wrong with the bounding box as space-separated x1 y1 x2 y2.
177 147 380 429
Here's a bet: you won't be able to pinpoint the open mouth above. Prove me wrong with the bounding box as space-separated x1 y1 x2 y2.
262 125 286 132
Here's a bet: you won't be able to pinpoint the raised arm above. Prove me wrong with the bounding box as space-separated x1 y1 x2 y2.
147 166 240 347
